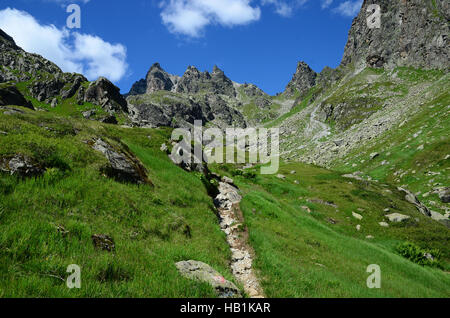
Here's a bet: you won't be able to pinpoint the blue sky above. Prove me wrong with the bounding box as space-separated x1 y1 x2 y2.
0 0 363 95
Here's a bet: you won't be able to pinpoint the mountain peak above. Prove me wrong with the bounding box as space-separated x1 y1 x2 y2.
284 61 317 98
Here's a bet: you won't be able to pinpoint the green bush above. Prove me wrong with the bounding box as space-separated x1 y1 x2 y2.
396 242 442 268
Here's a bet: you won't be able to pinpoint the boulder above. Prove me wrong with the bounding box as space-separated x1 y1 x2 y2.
0 154 44 177
385 213 410 223
397 187 431 217
175 260 241 298
352 211 363 220
436 187 450 203
92 139 151 185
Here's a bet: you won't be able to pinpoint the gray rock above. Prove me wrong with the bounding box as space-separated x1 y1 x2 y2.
370 152 379 160
352 211 363 220
82 109 96 119
175 260 241 298
0 154 44 177
385 213 410 223
92 139 150 184
437 187 450 203
379 222 389 227
397 187 431 216
341 0 449 70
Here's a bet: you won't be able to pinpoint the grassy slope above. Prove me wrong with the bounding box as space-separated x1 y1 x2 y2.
0 107 235 297
211 162 450 297
333 70 450 215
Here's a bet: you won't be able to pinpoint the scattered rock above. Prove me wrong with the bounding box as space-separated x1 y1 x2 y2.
91 234 115 252
430 211 450 228
385 213 410 223
160 143 168 153
352 211 363 220
356 224 361 231
222 176 234 185
436 187 450 203
290 170 296 174
175 260 241 298
370 152 379 160
82 109 96 119
379 222 389 228
301 206 312 213
276 174 286 179
0 154 44 177
366 235 374 240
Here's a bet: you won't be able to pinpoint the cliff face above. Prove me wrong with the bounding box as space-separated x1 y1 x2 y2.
341 0 449 70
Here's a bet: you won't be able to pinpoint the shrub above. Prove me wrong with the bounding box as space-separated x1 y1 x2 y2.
396 242 442 268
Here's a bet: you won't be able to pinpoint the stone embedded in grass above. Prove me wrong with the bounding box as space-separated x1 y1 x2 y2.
276 174 286 179
0 154 44 178
352 212 363 220
370 152 379 160
92 139 151 185
91 234 115 252
221 176 234 185
290 170 296 174
356 224 361 231
379 222 389 227
366 235 374 239
294 180 300 184
175 260 241 298
385 213 410 223
301 206 312 213
397 187 431 217
436 187 450 203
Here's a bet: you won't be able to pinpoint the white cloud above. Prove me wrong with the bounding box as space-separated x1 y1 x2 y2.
262 0 308 17
0 8 127 82
321 0 333 9
160 0 261 37
333 0 363 17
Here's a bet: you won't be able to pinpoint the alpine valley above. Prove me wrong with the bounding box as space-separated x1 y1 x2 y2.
0 0 449 298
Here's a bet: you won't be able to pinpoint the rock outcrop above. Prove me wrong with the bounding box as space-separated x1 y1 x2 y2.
175 260 241 298
284 61 317 98
92 139 151 185
84 77 128 114
0 154 44 177
341 0 449 70
0 85 34 109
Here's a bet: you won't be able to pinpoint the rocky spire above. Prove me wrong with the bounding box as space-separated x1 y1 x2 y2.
341 0 449 70
145 63 175 93
284 61 317 98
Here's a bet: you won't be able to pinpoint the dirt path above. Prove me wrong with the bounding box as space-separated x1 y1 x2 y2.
214 179 264 298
